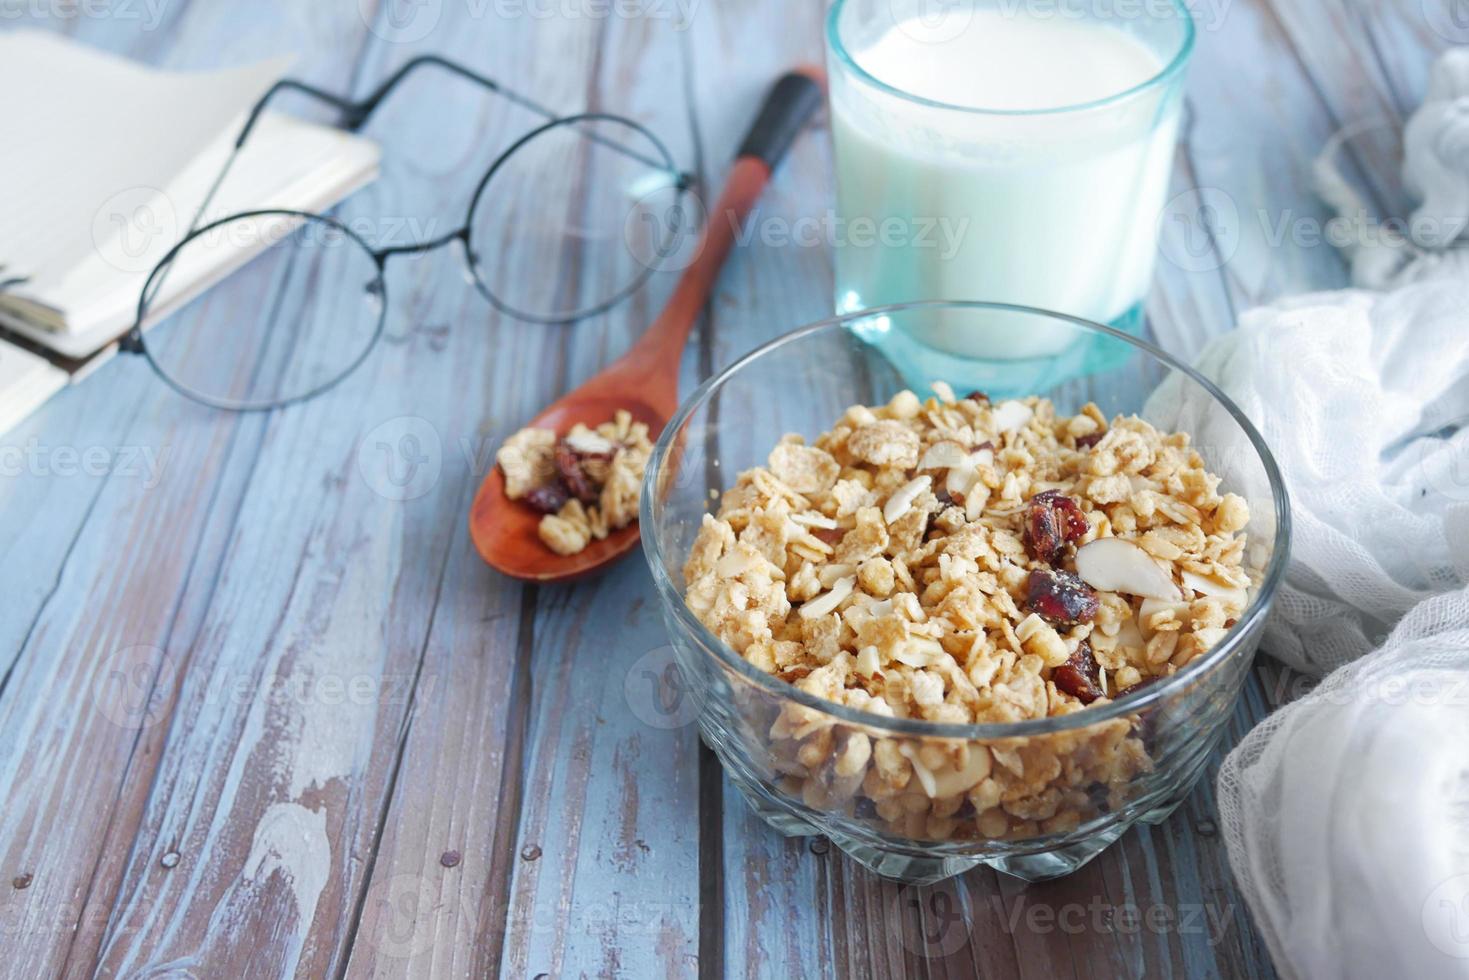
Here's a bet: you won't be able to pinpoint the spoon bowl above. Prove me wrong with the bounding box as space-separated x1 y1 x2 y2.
470 383 670 581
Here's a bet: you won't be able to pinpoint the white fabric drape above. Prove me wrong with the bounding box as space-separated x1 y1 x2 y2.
1140 47 1469 977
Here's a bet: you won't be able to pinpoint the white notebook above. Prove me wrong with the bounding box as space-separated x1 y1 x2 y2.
0 31 381 434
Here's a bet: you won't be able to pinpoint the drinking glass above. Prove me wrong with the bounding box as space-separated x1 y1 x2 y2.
825 0 1194 380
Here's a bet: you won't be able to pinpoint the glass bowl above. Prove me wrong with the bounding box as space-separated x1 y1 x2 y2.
640 302 1290 884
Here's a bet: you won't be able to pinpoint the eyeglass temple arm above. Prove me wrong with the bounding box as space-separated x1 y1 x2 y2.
347 55 561 128
233 78 357 148
232 57 691 186
233 56 557 147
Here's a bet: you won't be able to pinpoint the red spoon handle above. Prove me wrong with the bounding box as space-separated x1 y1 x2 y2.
632 68 826 374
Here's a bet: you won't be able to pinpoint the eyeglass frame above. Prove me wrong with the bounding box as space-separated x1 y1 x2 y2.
118 54 693 412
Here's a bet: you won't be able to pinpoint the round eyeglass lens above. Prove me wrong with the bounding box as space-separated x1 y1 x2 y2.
135 211 386 410
466 114 685 323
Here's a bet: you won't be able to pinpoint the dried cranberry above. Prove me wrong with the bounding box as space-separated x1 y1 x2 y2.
554 441 599 504
1023 490 1089 563
523 481 570 514
812 526 845 546
1051 640 1104 704
1075 431 1105 450
1025 568 1099 625
964 390 991 403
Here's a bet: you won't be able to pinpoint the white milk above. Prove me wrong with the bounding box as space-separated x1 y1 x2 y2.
830 10 1183 357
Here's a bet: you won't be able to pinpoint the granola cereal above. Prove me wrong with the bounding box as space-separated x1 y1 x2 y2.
682 387 1255 842
497 410 653 555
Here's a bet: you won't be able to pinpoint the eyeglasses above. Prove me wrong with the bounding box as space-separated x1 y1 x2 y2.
120 55 691 411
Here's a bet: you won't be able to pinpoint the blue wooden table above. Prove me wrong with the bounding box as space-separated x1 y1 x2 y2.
0 1 1449 976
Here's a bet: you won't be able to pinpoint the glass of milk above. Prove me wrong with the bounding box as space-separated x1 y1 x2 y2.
826 0 1193 369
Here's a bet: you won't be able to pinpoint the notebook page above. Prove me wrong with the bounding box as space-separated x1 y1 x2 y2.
2 112 381 358
0 31 290 313
0 339 67 437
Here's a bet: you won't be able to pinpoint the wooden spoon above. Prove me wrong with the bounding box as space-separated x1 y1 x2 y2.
470 68 825 581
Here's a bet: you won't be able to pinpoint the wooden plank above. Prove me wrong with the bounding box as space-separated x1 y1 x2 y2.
1262 0 1450 220
322 13 631 975
80 62 582 980
671 3 849 976
486 12 711 979
0 10 379 979
0 15 203 756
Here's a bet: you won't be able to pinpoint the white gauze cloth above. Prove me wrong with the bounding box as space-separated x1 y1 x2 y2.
1144 282 1469 978
1141 46 1469 979
1149 283 1469 677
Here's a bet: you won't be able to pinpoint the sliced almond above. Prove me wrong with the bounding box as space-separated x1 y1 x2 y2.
862 597 896 619
818 563 855 587
1114 616 1145 652
893 592 927 622
917 440 969 471
944 463 976 498
899 744 939 797
855 645 882 677
991 400 1033 433
564 429 616 455
883 475 931 524
715 548 760 578
927 746 992 798
790 511 838 530
799 575 855 619
900 742 990 798
964 484 989 521
1182 569 1249 607
1074 538 1182 601
1137 596 1190 638
930 380 957 404
943 447 993 498
892 637 945 667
